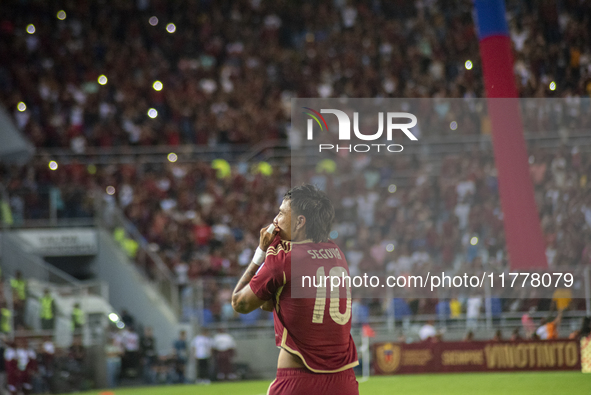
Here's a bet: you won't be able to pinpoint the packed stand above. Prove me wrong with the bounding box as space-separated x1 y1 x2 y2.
0 0 590 151
0 0 590 327
1 138 590 326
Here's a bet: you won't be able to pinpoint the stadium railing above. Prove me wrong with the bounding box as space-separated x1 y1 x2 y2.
183 276 591 340
37 143 252 165
96 193 180 317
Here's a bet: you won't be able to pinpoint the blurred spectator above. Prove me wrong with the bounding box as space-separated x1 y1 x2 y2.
140 327 157 384
0 303 12 334
0 335 5 395
40 288 56 331
463 331 475 342
174 261 189 293
105 337 123 389
521 312 536 338
536 310 563 340
172 331 188 384
37 336 55 393
510 328 522 341
492 330 503 342
449 297 462 322
10 271 26 329
570 317 591 340
436 299 450 324
212 328 236 381
191 329 213 384
120 309 135 328
466 294 482 330
10 337 35 395
121 326 140 378
71 302 85 333
154 353 176 385
419 320 436 341
68 335 86 390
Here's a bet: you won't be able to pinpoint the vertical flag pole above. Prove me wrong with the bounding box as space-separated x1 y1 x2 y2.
361 333 369 382
473 0 548 271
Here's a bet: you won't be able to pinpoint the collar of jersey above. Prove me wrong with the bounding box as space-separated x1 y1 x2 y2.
289 239 313 244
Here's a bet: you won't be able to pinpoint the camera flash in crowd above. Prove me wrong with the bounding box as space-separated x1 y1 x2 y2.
149 16 158 26
465 60 473 70
153 81 163 91
166 23 176 33
48 161 58 171
17 102 26 112
26 24 35 34
98 75 108 85
57 10 66 20
167 153 178 163
148 108 158 118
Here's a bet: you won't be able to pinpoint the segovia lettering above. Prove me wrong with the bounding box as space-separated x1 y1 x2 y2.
307 248 342 260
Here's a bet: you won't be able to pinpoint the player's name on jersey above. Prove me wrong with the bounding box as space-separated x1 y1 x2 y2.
306 248 343 260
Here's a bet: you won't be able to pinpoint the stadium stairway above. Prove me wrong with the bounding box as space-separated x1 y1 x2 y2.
1 230 116 348
93 229 181 354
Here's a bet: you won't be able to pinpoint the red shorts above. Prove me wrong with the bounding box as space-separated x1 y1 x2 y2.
7 370 31 392
267 368 359 395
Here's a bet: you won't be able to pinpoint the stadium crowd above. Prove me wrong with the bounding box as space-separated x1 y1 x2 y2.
0 0 591 391
1 138 590 324
0 0 590 151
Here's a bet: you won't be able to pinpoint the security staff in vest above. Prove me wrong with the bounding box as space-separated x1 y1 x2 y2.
40 288 56 331
0 302 11 334
10 270 26 329
71 302 85 333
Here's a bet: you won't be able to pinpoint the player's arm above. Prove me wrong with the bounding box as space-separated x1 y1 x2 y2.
232 263 264 314
260 300 274 312
552 309 564 326
232 224 279 314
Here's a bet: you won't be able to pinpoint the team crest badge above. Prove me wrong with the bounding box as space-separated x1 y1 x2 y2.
376 342 401 373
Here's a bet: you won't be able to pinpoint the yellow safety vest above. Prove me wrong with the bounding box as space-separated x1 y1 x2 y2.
113 227 126 243
1 308 11 333
40 296 54 320
10 279 26 301
72 307 85 329
1 200 13 225
122 238 139 258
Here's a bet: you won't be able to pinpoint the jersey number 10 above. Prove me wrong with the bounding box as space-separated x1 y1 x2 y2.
311 266 352 325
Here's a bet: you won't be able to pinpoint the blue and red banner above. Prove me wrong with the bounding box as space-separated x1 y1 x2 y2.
474 0 548 270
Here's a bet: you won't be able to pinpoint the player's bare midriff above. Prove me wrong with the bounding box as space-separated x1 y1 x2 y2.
278 348 306 369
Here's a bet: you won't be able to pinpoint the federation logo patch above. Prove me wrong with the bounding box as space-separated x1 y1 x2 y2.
376 342 401 373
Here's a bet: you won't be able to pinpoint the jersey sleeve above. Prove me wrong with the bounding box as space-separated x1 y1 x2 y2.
249 241 287 301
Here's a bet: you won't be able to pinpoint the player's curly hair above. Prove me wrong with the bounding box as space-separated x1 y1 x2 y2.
283 184 334 243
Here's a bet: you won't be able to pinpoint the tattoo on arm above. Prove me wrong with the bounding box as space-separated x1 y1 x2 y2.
233 263 260 295
232 262 261 313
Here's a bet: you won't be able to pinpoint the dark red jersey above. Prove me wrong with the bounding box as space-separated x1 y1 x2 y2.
5 347 35 391
4 347 18 386
250 238 358 373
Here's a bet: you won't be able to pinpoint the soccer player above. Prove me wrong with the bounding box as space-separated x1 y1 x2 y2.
232 184 359 395
5 337 35 395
